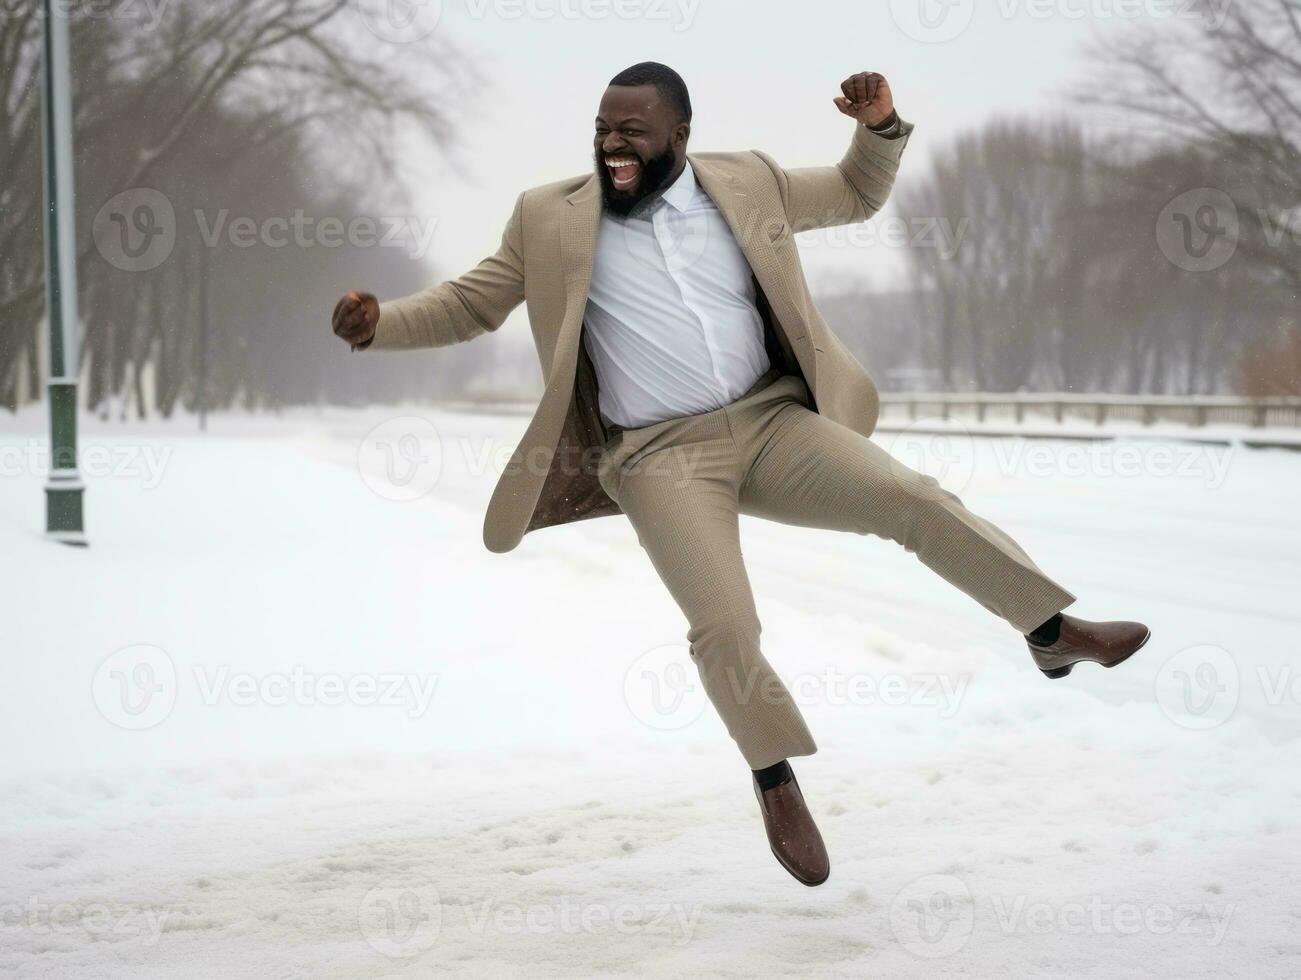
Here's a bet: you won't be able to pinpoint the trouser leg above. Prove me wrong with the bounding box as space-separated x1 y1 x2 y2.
602 434 817 769
738 393 1076 634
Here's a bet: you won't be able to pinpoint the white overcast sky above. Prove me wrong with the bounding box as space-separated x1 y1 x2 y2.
367 0 1181 297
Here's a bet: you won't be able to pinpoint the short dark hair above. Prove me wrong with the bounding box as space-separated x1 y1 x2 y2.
608 62 692 125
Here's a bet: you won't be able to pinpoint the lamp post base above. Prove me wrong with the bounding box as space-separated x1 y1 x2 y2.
45 478 85 545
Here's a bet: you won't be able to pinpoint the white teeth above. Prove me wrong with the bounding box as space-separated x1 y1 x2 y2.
606 157 638 168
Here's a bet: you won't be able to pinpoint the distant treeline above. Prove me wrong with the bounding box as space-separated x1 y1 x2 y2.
2 0 1298 414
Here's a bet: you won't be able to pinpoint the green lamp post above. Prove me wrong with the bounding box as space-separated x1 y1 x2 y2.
40 0 86 546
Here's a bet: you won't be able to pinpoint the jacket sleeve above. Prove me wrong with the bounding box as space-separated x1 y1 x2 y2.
755 117 914 234
366 191 527 350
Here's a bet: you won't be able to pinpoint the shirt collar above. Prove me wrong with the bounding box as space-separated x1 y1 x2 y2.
658 159 697 214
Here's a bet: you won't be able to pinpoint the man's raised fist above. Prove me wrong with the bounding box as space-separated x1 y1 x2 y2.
332 290 379 350
833 72 894 129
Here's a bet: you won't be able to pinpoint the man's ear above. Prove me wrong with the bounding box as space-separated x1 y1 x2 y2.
674 122 691 148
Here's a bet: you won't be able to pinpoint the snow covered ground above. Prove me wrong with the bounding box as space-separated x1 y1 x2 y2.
1 404 1299 978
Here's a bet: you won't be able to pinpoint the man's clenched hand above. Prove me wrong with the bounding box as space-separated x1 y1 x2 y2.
833 72 894 128
332 290 379 350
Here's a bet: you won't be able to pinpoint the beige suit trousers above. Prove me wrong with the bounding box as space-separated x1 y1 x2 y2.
597 368 1076 769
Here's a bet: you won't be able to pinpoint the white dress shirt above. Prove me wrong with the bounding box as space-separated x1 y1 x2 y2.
582 159 771 429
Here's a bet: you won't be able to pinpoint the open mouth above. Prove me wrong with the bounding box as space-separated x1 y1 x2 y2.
605 155 642 191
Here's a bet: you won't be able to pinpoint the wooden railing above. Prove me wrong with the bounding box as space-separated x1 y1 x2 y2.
877 393 1301 429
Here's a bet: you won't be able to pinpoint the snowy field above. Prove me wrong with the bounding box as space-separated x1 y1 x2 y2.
1 404 1299 978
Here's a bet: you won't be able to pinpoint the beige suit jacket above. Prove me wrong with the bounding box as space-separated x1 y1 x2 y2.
368 118 915 552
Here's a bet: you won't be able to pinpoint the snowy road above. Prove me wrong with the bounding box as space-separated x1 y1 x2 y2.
1 406 1298 977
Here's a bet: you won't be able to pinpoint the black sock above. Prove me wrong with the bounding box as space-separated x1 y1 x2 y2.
753 760 792 792
1027 612 1063 646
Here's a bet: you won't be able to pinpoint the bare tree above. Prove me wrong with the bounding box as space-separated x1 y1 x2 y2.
899 118 1101 392
1 0 479 411
1082 0 1301 292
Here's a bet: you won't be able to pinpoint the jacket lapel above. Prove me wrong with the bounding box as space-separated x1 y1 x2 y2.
542 175 603 381
562 174 602 284
690 154 816 378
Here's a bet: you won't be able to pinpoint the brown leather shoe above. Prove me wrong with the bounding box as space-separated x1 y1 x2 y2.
1027 614 1151 679
753 771 830 887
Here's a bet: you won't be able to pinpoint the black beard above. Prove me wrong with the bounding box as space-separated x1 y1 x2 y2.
595 142 678 217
